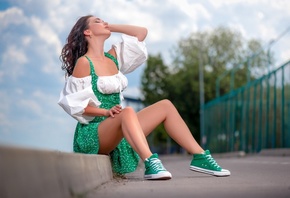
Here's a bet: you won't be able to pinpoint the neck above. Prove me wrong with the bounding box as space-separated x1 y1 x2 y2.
86 38 106 58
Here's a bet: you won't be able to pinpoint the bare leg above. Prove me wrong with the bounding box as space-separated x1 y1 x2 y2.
98 99 203 161
137 99 204 154
98 106 152 161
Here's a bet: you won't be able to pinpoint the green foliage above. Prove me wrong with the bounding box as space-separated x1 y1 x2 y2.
141 26 274 152
141 54 170 105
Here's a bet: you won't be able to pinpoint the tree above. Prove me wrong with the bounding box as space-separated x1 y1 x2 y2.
141 26 273 153
141 54 171 152
141 54 170 105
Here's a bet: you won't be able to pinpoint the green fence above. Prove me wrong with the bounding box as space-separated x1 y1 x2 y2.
203 60 290 153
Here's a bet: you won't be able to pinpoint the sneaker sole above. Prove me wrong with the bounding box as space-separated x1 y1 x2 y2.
144 172 172 180
190 166 230 177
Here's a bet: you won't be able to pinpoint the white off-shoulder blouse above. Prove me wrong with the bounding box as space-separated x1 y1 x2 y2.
58 34 148 124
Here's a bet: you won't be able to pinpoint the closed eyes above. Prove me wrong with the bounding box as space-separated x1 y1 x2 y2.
95 18 104 23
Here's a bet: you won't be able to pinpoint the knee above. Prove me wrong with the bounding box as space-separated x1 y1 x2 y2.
122 106 136 115
120 106 137 120
160 99 174 108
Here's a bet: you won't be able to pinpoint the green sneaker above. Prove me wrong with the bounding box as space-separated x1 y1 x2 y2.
144 153 172 180
190 150 231 177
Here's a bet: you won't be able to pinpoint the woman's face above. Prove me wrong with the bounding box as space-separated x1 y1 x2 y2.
86 16 110 38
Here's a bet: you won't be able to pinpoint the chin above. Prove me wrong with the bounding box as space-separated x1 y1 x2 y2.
105 31 111 38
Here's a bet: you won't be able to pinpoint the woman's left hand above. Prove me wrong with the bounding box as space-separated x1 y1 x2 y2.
107 105 122 118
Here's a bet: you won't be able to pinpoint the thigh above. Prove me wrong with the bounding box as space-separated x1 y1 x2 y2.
97 99 171 153
137 99 170 136
97 114 124 154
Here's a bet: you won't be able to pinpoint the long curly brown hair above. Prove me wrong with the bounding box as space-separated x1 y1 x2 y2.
60 15 93 76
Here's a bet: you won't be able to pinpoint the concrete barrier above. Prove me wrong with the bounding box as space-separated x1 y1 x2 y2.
0 145 113 198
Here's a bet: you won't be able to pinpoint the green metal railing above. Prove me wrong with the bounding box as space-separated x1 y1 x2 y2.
203 60 290 153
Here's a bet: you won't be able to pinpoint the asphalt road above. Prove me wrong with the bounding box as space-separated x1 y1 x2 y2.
88 153 290 198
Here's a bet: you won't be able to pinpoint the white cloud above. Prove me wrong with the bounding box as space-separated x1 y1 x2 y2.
280 49 290 62
22 36 32 46
1 45 28 79
0 8 30 80
171 0 211 20
18 99 43 116
0 7 27 28
0 91 10 114
228 23 247 38
209 0 257 8
0 113 10 127
269 0 290 13
30 16 62 56
257 23 278 41
29 90 62 117
257 11 265 20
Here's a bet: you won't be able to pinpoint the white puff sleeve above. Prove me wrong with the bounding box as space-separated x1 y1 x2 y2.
113 34 148 74
58 76 101 124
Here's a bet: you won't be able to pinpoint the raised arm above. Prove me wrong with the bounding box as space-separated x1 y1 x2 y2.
108 24 148 41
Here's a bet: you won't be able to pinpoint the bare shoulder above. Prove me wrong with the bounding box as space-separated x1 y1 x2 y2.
72 56 90 78
108 48 117 58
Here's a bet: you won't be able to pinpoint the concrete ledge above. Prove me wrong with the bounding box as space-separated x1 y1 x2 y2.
0 145 113 198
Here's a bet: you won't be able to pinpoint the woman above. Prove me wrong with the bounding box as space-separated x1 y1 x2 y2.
58 15 230 180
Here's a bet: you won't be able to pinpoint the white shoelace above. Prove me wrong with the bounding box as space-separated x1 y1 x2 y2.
149 158 166 171
205 155 221 168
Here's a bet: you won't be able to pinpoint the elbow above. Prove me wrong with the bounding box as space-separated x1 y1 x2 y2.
138 27 148 41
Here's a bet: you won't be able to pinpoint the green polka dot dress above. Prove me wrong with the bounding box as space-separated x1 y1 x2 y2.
73 53 140 174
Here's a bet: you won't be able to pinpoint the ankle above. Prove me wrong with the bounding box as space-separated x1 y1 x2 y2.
191 149 205 155
143 153 154 161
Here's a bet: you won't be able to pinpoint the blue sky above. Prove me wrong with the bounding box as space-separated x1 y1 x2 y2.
0 0 290 152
